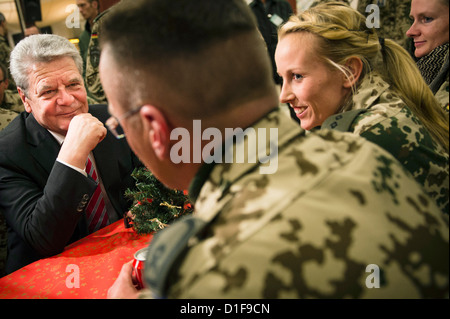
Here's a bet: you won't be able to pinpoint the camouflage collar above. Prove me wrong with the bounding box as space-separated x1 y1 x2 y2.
345 73 391 111
189 107 293 204
190 107 304 221
93 7 111 24
188 160 215 204
2 90 24 113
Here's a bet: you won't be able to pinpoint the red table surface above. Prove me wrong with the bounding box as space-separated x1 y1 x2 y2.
0 219 153 299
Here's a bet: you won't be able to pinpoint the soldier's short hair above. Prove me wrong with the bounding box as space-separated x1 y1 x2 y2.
100 0 274 119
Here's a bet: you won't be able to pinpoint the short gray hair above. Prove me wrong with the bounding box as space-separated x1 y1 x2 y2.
10 34 83 96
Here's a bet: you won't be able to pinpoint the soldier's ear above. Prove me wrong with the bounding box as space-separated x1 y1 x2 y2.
342 57 363 89
140 105 171 161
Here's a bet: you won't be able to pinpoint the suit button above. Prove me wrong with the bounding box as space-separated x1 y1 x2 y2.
77 194 90 212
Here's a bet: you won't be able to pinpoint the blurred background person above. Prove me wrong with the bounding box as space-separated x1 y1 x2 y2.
0 12 15 90
84 0 121 104
24 24 40 37
357 0 413 51
0 108 17 132
77 0 100 78
406 0 449 112
0 63 23 114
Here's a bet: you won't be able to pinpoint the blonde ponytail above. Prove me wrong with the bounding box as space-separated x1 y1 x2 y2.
380 39 449 152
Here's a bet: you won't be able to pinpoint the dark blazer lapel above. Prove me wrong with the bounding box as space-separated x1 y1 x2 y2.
25 113 61 176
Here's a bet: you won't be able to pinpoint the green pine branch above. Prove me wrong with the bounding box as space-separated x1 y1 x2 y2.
125 167 193 234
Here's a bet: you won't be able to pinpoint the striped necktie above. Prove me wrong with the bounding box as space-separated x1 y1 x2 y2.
85 157 109 233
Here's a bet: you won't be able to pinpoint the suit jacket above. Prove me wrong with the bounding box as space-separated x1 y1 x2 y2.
0 105 141 274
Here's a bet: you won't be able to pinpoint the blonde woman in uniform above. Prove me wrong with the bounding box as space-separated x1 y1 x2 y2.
275 2 449 213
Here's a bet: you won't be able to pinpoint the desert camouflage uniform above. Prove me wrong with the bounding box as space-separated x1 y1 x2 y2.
357 0 412 51
0 36 10 70
139 108 449 299
322 73 449 214
435 79 449 113
85 9 110 104
0 36 9 66
0 35 15 90
0 90 24 113
0 108 18 131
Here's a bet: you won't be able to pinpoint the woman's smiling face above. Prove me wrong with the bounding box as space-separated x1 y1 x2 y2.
275 32 351 130
406 0 449 58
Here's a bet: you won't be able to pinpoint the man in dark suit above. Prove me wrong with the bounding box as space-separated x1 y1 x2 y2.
0 34 141 274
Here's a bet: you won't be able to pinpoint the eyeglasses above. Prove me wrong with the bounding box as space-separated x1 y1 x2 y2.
106 105 143 139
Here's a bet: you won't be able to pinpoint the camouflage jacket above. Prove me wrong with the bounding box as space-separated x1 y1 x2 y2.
357 0 412 50
322 73 449 214
0 35 15 90
141 108 449 299
0 108 18 131
85 9 111 104
0 35 10 68
435 77 449 113
0 90 25 113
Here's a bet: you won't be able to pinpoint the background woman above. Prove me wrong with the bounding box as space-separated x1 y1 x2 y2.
407 0 449 112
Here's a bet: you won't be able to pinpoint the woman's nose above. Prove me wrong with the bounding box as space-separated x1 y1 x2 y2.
406 21 419 38
279 82 295 104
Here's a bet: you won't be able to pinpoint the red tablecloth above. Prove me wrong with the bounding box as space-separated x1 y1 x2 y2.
0 220 152 299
